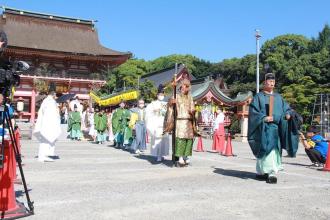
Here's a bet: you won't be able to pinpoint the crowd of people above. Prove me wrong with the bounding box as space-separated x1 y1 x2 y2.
32 74 329 184
0 24 326 185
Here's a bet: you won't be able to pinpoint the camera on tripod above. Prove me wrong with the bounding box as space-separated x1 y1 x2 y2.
0 60 30 98
0 30 35 216
0 30 29 97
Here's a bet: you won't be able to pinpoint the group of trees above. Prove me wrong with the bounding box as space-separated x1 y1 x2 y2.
261 26 330 122
98 24 330 124
98 54 212 95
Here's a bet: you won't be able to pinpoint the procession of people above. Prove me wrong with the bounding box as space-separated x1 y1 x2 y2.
30 73 329 182
0 3 328 219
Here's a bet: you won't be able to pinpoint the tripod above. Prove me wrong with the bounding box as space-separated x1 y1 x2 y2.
0 99 34 218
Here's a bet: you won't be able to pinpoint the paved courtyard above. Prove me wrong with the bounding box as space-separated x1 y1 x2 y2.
15 138 330 220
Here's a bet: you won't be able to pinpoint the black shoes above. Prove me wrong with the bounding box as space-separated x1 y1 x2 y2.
266 175 277 184
256 173 277 184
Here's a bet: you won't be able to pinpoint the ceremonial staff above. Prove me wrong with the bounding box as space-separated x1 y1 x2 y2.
269 95 274 118
171 64 178 164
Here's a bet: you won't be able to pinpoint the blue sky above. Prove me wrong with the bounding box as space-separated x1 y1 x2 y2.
1 0 329 62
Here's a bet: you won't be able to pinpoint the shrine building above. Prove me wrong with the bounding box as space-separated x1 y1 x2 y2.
0 7 131 122
141 64 253 142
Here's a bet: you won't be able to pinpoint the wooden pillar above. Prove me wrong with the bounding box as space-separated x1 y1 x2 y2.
240 116 248 142
30 89 36 123
240 104 249 142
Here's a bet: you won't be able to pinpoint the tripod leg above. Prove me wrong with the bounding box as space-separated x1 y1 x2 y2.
0 110 6 168
4 109 34 213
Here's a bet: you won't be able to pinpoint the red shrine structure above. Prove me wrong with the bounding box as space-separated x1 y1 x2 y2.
191 78 253 141
0 7 131 122
141 64 253 142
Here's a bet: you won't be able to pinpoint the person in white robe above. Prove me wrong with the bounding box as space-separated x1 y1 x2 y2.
213 109 225 132
146 85 170 162
88 108 97 141
107 111 115 144
81 107 90 140
34 91 61 162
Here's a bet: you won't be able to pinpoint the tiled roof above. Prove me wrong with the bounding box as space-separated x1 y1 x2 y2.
0 7 131 57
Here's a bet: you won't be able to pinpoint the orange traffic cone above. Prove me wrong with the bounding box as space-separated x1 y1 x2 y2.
323 142 330 172
223 133 235 157
0 140 29 218
14 129 22 185
195 136 204 152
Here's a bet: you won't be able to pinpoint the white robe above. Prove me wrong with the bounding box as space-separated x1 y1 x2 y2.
213 112 225 131
146 100 170 158
88 112 97 137
81 110 88 131
34 96 61 161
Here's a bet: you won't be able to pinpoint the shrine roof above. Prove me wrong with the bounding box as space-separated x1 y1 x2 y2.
0 7 131 57
141 63 196 87
192 79 253 105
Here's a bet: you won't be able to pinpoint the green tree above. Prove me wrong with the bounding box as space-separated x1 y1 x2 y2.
310 24 330 52
229 82 256 98
207 54 256 85
281 76 321 122
308 24 330 84
106 59 151 92
139 80 157 103
260 34 310 87
150 54 212 78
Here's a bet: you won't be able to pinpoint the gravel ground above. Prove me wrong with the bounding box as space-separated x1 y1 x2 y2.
14 138 330 220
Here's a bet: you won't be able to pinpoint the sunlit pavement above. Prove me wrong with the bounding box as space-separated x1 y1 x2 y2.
15 138 330 220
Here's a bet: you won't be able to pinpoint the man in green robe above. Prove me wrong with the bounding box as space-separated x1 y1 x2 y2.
94 108 108 144
112 100 132 149
68 104 82 141
248 73 298 184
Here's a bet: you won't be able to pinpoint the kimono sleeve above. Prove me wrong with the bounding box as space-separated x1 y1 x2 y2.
247 94 267 158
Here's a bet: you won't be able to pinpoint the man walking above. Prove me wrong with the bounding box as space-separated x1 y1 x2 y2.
34 91 61 162
248 73 298 183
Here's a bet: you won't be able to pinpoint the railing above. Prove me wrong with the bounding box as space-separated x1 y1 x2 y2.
20 74 106 84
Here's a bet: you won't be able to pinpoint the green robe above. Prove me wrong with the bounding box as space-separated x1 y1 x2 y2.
112 108 132 145
248 92 298 159
67 111 81 132
112 108 130 134
94 113 108 133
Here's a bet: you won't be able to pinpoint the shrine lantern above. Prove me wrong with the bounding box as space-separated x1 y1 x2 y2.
17 97 24 112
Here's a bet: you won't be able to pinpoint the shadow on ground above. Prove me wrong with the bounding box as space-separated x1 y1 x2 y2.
134 155 173 167
213 168 258 180
282 162 310 167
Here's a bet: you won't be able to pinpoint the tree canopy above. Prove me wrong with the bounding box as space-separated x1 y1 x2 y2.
97 24 330 125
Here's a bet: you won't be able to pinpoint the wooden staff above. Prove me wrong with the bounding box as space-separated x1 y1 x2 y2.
172 70 177 164
269 95 274 117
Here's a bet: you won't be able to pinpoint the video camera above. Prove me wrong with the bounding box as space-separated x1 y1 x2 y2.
0 30 29 97
0 60 30 97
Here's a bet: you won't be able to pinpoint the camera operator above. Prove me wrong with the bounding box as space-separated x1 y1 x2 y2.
0 31 15 127
0 30 7 51
0 30 10 70
0 30 27 99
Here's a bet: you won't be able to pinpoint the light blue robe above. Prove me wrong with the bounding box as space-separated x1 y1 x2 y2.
131 108 147 151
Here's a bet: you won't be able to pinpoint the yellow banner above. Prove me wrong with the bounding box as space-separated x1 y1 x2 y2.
90 90 139 106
